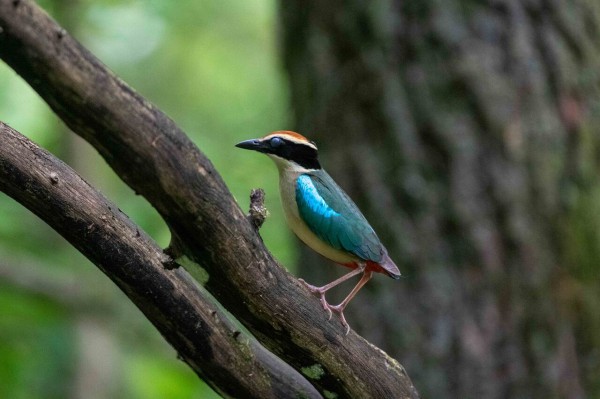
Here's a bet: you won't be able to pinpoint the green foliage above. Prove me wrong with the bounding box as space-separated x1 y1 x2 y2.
0 0 293 396
125 353 217 399
0 280 86 398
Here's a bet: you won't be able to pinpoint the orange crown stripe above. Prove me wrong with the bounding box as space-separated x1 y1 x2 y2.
263 130 310 142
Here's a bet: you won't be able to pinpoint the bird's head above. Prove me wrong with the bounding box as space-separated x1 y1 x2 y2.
235 131 321 171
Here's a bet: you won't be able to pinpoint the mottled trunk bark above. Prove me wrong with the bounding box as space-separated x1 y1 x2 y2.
279 1 600 397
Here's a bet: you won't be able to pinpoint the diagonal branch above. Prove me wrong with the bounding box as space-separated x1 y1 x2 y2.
0 122 320 399
0 1 419 397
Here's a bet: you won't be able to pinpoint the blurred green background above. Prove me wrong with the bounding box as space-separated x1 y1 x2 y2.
0 0 293 397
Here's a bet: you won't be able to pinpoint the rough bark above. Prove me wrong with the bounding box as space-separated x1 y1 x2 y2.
0 122 320 399
0 1 419 397
279 1 600 398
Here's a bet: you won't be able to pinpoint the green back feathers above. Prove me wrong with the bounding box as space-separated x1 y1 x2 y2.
295 171 383 263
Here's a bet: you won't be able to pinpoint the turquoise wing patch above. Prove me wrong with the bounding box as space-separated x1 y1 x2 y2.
295 173 383 262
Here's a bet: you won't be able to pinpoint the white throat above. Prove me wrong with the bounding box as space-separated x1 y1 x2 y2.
267 154 316 175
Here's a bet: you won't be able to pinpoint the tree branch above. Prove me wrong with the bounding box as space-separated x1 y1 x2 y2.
0 1 419 397
0 122 320 399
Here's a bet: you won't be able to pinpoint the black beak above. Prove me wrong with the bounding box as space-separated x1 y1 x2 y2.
235 139 263 151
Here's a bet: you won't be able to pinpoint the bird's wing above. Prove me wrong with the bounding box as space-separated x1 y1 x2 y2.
295 172 383 263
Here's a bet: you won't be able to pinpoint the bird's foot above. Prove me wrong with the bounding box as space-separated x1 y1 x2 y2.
327 304 350 335
298 279 332 319
298 279 353 334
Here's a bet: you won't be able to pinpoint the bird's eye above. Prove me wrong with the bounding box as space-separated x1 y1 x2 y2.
270 137 284 148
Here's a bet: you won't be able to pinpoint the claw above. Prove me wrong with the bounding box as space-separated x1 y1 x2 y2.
324 299 333 319
299 277 351 333
298 267 370 336
299 278 333 318
328 304 351 335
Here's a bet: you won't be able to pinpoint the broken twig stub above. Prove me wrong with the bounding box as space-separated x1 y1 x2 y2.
247 188 268 230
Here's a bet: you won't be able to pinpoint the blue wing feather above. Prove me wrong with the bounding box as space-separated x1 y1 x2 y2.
295 172 383 262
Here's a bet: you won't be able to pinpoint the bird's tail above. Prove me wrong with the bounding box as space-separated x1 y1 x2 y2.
379 251 401 279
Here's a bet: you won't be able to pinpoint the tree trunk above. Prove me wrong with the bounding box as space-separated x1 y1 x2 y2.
279 1 600 397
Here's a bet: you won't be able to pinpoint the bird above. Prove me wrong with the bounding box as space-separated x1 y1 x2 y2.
236 131 400 334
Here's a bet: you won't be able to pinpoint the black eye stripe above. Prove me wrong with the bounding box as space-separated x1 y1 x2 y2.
264 138 320 169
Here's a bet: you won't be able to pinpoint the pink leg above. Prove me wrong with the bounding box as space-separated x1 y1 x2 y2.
329 270 373 335
298 264 364 319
